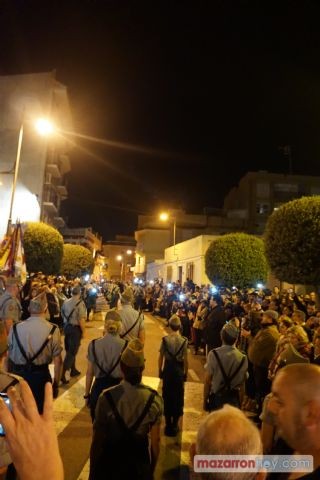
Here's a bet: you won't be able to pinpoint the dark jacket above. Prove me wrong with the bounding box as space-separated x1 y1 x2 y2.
248 324 279 368
203 306 226 350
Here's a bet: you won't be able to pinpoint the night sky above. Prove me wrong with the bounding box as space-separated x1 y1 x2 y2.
2 1 320 240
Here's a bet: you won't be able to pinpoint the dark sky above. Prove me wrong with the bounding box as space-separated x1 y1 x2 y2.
2 0 320 241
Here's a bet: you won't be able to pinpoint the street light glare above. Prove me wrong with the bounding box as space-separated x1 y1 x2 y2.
116 255 123 261
35 118 54 136
159 212 169 222
126 249 132 255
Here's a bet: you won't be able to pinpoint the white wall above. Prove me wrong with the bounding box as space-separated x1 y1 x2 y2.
163 235 218 286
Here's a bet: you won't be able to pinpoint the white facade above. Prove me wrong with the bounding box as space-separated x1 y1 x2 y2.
0 72 72 238
146 235 218 286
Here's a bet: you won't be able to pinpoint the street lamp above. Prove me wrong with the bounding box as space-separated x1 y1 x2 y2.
159 211 176 248
7 118 54 235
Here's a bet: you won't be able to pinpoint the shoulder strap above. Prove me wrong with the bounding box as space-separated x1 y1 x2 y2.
213 350 245 389
120 311 142 339
104 389 156 433
3 377 19 392
13 323 56 364
63 299 82 323
0 297 13 316
163 337 187 359
92 339 128 376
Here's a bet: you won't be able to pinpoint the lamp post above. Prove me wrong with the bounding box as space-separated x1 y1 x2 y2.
159 212 176 248
116 255 123 281
6 118 54 235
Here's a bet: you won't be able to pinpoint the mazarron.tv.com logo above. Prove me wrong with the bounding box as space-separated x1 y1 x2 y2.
194 455 313 473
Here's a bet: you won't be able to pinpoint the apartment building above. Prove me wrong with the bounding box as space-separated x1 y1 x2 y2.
224 171 320 234
0 71 73 237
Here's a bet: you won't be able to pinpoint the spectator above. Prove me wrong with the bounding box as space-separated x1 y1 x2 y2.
203 294 226 354
0 381 64 480
192 405 266 480
248 310 279 414
269 364 320 479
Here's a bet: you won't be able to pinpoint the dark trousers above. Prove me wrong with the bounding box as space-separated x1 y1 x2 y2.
63 324 82 371
11 364 51 414
253 365 271 414
90 376 121 421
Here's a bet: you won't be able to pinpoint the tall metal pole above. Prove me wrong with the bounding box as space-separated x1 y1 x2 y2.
7 124 24 235
173 218 176 248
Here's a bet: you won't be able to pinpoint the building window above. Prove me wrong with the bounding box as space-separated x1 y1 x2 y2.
256 203 270 215
167 266 172 282
256 183 270 198
274 183 298 193
186 262 194 281
310 186 320 195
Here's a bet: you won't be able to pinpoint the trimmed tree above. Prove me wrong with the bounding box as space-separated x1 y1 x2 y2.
205 233 268 289
61 244 94 278
265 196 320 284
24 222 64 275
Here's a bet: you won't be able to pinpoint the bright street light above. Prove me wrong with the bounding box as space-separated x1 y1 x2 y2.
159 212 169 222
35 118 55 136
159 211 176 247
116 255 123 261
7 117 54 235
126 249 132 255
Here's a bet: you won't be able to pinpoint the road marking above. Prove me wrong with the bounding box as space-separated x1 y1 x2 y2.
188 369 200 382
54 376 86 436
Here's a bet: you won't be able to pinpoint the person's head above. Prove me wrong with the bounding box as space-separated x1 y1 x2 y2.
286 325 309 347
269 364 320 453
104 309 122 335
221 322 239 346
121 288 134 305
169 314 181 332
306 301 316 317
278 317 293 335
28 291 48 316
193 405 265 480
292 309 306 325
310 292 317 302
120 339 145 385
261 310 278 326
210 294 223 308
72 285 81 297
5 277 20 297
281 305 293 317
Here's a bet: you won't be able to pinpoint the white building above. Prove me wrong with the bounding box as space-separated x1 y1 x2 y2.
0 71 73 238
146 235 218 286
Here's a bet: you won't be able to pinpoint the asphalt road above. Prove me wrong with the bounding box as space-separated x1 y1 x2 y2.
53 312 207 480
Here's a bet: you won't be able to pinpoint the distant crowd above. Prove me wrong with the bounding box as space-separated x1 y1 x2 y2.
0 273 320 479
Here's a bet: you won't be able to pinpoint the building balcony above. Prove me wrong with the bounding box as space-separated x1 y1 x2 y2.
46 163 62 178
42 201 58 214
57 184 68 197
53 216 66 228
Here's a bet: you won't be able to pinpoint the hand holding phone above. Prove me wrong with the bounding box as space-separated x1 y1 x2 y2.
0 393 11 436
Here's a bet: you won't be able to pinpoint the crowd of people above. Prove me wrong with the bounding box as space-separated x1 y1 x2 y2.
0 273 319 478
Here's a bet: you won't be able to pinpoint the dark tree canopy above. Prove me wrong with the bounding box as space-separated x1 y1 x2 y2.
264 196 320 284
205 233 268 289
23 222 64 275
61 244 94 278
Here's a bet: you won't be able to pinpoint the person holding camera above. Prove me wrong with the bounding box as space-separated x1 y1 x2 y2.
158 314 189 437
